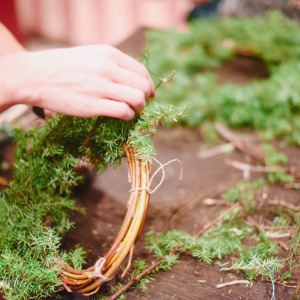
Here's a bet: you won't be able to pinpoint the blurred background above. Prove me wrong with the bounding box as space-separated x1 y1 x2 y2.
0 0 195 48
1 0 300 50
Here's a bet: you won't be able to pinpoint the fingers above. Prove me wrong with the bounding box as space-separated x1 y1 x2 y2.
74 70 150 114
98 83 146 114
108 67 153 108
82 99 136 120
39 92 136 121
113 67 155 100
108 47 156 98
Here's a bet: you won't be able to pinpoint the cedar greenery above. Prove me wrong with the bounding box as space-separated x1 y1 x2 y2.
146 11 300 145
145 10 300 184
0 103 181 300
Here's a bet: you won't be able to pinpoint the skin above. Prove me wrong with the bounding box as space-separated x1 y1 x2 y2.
0 23 155 120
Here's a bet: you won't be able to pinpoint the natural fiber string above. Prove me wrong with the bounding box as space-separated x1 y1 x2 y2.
87 257 113 281
129 158 183 194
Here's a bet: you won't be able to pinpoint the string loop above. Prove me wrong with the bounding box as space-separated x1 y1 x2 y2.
129 158 182 194
88 258 113 282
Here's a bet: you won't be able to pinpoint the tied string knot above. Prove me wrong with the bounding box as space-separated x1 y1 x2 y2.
129 158 183 194
87 257 113 282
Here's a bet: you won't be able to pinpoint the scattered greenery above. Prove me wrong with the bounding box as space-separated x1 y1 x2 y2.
224 231 283 281
262 143 294 183
222 178 265 213
105 178 298 298
288 212 300 271
144 180 282 281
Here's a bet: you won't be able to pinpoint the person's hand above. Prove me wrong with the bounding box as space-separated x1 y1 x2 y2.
0 45 155 120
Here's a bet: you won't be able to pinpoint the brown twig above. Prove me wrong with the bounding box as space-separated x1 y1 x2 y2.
216 279 251 289
226 267 298 289
83 117 105 147
226 159 285 173
268 199 300 211
277 241 289 251
215 123 265 163
197 143 235 159
108 257 166 300
294 279 300 300
216 123 300 179
267 280 297 289
202 198 231 206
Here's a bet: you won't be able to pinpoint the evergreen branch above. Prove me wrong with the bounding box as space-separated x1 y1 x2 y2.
0 101 181 299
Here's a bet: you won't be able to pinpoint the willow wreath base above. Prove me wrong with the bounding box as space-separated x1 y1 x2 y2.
59 144 151 297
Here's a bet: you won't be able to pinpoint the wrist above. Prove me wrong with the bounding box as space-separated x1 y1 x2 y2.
0 52 27 111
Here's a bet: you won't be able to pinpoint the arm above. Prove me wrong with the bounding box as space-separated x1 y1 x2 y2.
0 22 25 55
0 23 155 120
0 23 25 111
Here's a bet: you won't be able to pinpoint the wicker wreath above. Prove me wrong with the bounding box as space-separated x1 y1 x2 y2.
59 145 151 297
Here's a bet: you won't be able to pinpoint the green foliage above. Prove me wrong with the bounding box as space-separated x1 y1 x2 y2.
146 223 251 265
145 205 283 282
145 11 300 145
0 122 83 299
139 179 290 287
0 103 180 300
273 215 289 227
287 212 300 270
104 177 298 297
222 179 265 213
262 143 294 183
224 231 283 280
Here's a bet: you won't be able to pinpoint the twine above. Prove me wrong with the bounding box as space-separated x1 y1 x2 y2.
129 158 183 194
87 257 113 282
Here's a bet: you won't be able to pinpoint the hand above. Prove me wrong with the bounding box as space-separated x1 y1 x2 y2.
0 45 155 120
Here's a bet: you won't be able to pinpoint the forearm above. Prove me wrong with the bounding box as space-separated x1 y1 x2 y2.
0 23 26 111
